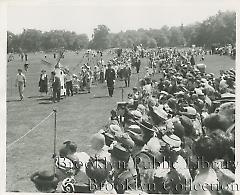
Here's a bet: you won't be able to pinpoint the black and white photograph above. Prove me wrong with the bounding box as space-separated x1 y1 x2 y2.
1 0 239 193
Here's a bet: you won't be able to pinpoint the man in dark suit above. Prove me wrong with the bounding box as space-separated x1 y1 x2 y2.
122 64 131 87
51 71 61 103
105 63 116 97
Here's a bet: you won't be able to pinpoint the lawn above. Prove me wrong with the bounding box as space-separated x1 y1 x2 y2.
6 51 235 192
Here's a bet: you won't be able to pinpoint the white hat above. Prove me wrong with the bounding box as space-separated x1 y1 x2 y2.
162 134 181 149
153 106 168 120
180 106 197 117
130 110 142 121
109 124 122 134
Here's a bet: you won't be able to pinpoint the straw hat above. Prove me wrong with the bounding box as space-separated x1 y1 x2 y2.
162 134 181 151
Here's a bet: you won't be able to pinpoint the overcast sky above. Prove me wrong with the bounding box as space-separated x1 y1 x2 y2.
6 0 237 38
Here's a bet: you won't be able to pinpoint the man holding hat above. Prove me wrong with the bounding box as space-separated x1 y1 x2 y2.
105 62 116 97
15 68 26 100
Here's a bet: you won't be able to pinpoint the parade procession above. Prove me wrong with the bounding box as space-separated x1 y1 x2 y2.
5 1 237 194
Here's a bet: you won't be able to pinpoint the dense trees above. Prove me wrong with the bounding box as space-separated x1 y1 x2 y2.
7 30 89 53
7 10 235 53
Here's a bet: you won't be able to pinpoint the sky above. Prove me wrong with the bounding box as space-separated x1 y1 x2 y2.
6 0 238 39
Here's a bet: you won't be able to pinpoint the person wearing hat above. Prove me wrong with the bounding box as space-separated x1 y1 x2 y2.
105 63 116 97
15 68 26 100
51 71 61 103
109 124 122 135
58 141 90 175
84 66 91 93
65 68 74 96
153 133 192 194
122 64 131 87
30 170 59 192
109 143 137 192
86 157 116 194
116 102 128 127
24 61 29 72
138 120 157 144
38 69 48 95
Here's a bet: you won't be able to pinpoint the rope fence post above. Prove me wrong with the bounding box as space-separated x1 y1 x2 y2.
53 109 57 175
10 78 13 97
121 87 124 101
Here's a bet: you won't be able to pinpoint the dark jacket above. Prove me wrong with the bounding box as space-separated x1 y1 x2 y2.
105 68 116 86
122 67 131 79
52 76 61 90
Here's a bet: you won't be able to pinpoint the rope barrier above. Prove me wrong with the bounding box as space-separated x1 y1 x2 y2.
7 111 54 149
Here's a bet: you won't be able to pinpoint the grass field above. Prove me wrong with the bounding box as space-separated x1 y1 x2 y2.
6 51 235 192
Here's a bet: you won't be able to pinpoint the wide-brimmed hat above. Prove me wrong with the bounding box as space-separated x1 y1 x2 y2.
179 107 197 117
130 110 142 121
127 130 144 146
153 106 168 120
103 132 115 146
109 144 130 161
162 134 181 151
114 133 135 150
214 93 235 103
138 119 157 132
128 124 141 134
109 124 122 135
30 170 59 193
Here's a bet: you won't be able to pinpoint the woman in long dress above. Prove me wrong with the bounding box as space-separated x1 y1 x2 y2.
39 69 48 95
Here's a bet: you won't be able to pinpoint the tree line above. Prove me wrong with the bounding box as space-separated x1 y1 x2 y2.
7 10 235 53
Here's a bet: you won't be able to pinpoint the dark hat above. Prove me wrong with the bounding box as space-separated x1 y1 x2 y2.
127 130 145 146
214 93 235 104
117 102 128 109
179 115 195 136
30 170 59 193
173 121 185 139
128 125 141 134
109 144 130 161
63 140 77 153
103 132 115 147
138 120 156 132
18 69 22 72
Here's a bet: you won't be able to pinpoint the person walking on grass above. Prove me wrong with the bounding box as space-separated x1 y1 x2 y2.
105 62 116 97
51 71 61 103
122 64 131 87
15 69 26 100
39 69 48 96
65 69 73 96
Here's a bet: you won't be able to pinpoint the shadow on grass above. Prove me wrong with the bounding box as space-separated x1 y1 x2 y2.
91 95 110 99
6 99 21 102
77 91 89 94
39 101 54 104
36 97 52 101
27 95 45 99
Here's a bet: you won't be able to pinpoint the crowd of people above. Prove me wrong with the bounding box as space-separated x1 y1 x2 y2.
30 46 236 194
